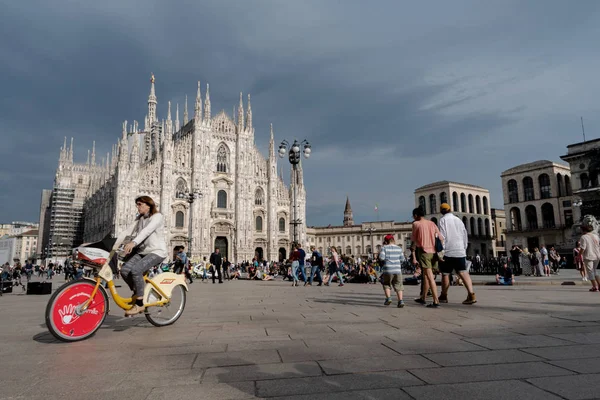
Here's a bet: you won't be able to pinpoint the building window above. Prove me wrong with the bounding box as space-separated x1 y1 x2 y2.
175 211 184 228
483 197 489 214
429 194 437 215
319 238 322 243
580 173 589 190
216 144 229 173
468 194 474 214
345 246 351 255
255 216 263 232
525 205 538 230
523 176 535 201
452 192 459 212
440 192 448 205
255 188 264 206
279 218 285 232
565 175 572 195
78 175 83 184
418 196 426 213
337 236 341 242
564 210 573 227
461 193 467 212
217 190 227 208
347 236 350 241
541 203 555 229
476 195 481 214
507 180 519 203
539 174 551 199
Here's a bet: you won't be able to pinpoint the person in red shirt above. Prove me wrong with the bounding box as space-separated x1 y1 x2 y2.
410 207 443 308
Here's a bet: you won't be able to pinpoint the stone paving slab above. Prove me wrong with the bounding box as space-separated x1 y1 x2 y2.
521 343 600 360
409 361 573 384
2 278 600 399
256 370 424 397
318 354 437 374
202 361 322 383
269 388 413 400
528 373 600 400
404 379 563 400
464 334 575 349
423 349 544 366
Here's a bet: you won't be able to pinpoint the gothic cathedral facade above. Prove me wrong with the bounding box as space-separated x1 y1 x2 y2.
56 75 306 263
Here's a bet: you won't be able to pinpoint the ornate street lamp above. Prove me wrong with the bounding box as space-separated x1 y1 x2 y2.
278 139 312 250
176 189 203 258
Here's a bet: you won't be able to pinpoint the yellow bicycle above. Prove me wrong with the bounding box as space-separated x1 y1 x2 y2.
45 244 188 342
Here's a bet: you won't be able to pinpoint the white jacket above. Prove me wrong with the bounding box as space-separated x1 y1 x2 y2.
115 213 167 259
439 212 468 258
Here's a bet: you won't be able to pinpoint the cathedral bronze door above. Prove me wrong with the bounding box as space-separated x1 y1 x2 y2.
215 237 228 260
255 247 264 261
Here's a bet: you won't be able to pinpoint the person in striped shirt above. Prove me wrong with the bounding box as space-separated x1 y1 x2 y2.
379 234 405 307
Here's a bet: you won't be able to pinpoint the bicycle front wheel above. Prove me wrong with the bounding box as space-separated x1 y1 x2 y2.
145 284 186 327
45 280 108 342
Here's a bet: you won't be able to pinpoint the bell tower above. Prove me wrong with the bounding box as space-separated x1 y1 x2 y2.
343 196 354 226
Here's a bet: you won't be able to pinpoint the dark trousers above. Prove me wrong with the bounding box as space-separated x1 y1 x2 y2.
212 265 222 283
223 267 230 280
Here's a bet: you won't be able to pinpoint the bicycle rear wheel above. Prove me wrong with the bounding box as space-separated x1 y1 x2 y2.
45 280 108 342
145 284 186 327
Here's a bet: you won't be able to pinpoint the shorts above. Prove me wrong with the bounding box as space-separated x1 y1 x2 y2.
382 273 403 292
544 259 549 266
498 277 513 285
440 257 467 276
584 260 600 281
417 248 437 270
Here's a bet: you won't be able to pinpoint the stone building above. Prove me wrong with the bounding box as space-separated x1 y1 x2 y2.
560 138 600 222
41 75 306 263
0 229 38 265
491 208 506 256
414 181 495 257
306 198 412 259
501 160 574 253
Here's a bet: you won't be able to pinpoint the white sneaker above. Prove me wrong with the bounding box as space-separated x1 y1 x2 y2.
583 277 588 282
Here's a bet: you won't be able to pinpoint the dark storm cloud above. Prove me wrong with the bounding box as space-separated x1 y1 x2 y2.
1 0 600 226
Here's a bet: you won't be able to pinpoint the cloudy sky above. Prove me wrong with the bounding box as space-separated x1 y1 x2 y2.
1 0 599 226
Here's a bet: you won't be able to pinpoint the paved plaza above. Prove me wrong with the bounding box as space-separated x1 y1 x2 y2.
1 274 599 400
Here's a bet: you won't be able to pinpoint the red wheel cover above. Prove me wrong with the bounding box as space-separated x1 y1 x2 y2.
51 282 106 339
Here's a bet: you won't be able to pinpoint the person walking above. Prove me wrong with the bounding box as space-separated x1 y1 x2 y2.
209 248 223 284
379 234 405 307
580 219 600 291
325 246 344 286
289 244 303 287
437 203 476 305
574 241 586 281
309 246 323 286
411 207 442 308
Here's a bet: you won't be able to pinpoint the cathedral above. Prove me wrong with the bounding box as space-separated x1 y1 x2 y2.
51 75 306 263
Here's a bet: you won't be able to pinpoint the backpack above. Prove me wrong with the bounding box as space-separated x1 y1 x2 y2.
530 254 539 265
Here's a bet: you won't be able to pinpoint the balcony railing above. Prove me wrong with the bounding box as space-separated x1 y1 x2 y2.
507 223 566 233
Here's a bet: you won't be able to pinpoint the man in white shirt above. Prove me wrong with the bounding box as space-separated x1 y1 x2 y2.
438 203 476 305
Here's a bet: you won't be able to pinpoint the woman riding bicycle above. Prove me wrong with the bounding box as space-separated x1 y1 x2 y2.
115 195 167 316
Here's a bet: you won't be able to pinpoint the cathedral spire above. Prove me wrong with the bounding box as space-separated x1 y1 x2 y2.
167 101 172 122
122 120 128 141
237 92 244 132
69 137 74 161
87 149 90 165
204 83 211 121
269 123 275 159
175 103 180 131
148 73 157 123
91 140 96 165
246 94 252 130
194 81 202 122
183 95 189 125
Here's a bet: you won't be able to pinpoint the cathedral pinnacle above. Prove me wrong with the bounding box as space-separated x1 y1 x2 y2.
167 101 172 121
194 81 202 122
91 140 96 165
204 83 211 120
175 103 180 131
246 93 253 130
269 123 275 159
184 95 189 125
148 73 157 123
237 92 244 132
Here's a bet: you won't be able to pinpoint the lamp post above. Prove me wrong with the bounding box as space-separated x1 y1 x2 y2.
176 189 203 259
363 226 376 260
278 139 312 251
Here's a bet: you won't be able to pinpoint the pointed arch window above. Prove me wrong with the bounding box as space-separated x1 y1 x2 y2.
279 217 285 232
255 215 263 232
175 177 187 197
255 188 264 206
216 144 229 173
217 190 227 208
